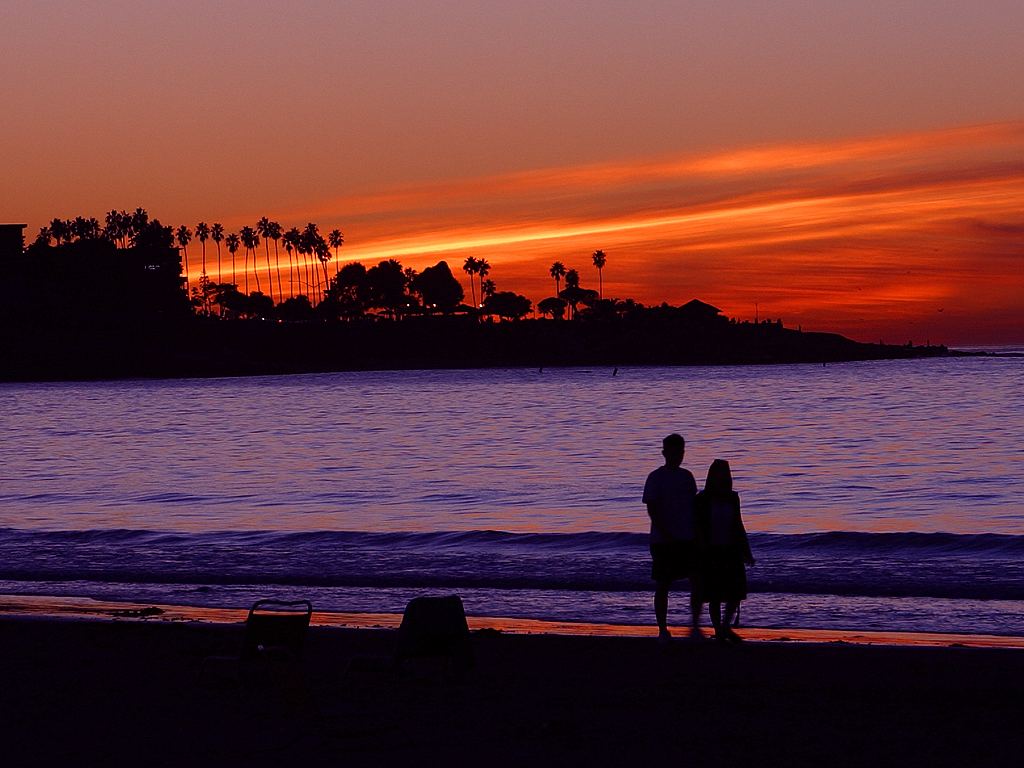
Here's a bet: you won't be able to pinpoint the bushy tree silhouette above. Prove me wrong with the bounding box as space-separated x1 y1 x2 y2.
538 296 567 320
413 261 464 314
483 291 531 320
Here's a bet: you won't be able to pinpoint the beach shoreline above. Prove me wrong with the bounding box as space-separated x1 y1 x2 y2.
2 593 1022 650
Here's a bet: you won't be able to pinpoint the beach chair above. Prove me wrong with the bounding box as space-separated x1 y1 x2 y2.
202 599 313 685
240 599 313 664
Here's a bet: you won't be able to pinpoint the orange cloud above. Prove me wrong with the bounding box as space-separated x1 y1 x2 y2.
231 121 1024 344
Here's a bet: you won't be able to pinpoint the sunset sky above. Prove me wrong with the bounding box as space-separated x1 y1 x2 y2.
4 1 1022 344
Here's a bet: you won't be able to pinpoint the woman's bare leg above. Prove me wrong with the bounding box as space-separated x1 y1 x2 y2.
710 601 723 630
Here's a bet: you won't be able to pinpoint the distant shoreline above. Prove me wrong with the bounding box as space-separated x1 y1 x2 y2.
0 315 967 383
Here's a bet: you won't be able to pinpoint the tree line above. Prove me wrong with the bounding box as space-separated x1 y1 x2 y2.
34 210 343 308
25 209 648 323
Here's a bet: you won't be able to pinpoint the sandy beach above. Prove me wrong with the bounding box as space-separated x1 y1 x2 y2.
2 608 1022 767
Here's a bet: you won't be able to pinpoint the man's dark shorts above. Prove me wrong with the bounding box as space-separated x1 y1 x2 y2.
651 541 697 583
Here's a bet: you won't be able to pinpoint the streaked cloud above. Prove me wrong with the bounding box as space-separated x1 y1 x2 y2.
275 121 1024 343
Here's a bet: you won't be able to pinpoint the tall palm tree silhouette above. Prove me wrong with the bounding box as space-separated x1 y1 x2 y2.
282 228 296 298
256 217 275 301
176 225 193 292
284 227 302 298
195 222 210 278
476 258 491 308
240 226 260 294
104 210 128 248
549 261 566 296
463 257 479 308
591 250 607 299
269 221 284 304
296 229 312 301
211 223 225 282
226 233 240 287
131 208 149 245
329 229 344 277
102 211 117 247
316 240 331 295
564 268 580 319
302 223 324 303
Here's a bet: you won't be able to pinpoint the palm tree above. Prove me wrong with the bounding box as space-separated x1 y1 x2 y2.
240 226 260 294
175 225 193 292
225 233 241 286
211 223 225 282
284 227 302 297
328 229 344 277
564 268 580 319
591 250 607 299
549 261 567 296
282 229 296 298
269 221 284 304
316 240 331 295
302 223 322 303
104 210 128 247
130 208 149 245
71 216 102 241
295 231 310 301
476 258 491 307
481 278 496 301
462 257 479 308
256 217 275 302
195 222 210 278
49 218 70 245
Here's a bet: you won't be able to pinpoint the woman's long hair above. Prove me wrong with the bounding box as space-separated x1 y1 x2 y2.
704 459 733 495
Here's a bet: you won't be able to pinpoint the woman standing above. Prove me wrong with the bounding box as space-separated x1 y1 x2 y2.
696 459 755 642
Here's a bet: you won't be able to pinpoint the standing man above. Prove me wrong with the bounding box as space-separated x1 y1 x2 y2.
643 433 700 641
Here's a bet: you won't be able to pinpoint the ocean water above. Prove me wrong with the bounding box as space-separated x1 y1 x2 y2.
1 357 1022 635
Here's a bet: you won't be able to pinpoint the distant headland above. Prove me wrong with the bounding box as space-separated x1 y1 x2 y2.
0 212 963 382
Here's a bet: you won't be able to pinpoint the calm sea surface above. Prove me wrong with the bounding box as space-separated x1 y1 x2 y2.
1 357 1022 634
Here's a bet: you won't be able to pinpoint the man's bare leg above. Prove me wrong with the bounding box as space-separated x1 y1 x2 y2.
655 582 670 637
689 576 703 629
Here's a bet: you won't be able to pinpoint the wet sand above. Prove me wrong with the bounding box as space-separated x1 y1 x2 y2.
3 593 1023 649
1 613 1022 767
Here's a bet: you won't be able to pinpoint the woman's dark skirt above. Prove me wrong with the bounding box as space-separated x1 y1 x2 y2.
701 546 747 602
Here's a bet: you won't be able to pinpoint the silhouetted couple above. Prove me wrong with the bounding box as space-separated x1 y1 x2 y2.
643 433 754 643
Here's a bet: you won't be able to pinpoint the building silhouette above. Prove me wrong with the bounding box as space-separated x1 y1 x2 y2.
0 224 26 259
